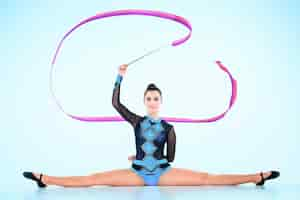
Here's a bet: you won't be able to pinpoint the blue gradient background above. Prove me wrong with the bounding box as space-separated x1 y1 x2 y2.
1 0 299 198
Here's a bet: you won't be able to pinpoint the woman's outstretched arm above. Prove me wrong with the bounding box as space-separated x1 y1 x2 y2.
112 64 141 128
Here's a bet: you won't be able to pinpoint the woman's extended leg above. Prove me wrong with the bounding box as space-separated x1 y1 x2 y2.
158 167 271 186
31 168 144 187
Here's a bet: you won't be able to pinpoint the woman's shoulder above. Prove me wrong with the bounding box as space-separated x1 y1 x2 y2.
161 119 174 132
135 115 146 125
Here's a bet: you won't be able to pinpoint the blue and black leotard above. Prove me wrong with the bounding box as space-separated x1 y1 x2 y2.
112 73 176 186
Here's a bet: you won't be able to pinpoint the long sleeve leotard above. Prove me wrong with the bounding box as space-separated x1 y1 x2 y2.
112 73 176 172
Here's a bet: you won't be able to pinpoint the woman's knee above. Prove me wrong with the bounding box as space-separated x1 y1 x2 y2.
196 172 214 185
87 173 107 185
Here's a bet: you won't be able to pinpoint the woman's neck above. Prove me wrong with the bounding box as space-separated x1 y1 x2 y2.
147 113 160 120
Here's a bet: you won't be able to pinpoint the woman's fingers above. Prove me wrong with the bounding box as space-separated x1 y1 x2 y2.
120 64 128 69
118 64 128 76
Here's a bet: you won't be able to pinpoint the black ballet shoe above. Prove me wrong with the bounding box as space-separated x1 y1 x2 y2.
23 171 47 188
256 171 280 186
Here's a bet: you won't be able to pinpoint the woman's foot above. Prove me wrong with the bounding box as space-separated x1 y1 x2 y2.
23 172 47 188
255 171 280 186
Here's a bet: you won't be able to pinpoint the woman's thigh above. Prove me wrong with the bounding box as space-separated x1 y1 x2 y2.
89 168 144 186
158 167 209 186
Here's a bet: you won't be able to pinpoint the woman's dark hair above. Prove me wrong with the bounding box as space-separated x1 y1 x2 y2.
144 83 162 100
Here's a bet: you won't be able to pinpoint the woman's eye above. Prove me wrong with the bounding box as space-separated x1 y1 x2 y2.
147 97 151 101
154 97 159 101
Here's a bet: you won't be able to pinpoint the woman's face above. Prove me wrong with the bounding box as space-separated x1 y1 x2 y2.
144 90 162 115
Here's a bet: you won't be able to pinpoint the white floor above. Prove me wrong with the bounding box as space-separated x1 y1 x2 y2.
5 184 299 200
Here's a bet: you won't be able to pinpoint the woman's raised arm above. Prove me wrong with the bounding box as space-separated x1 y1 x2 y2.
112 64 141 128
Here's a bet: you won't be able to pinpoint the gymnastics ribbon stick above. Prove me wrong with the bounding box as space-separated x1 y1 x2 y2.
50 9 192 122
50 9 237 123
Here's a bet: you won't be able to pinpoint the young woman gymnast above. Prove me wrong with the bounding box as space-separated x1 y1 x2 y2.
23 64 280 187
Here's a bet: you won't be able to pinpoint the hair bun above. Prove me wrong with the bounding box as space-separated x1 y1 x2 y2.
144 83 162 98
147 83 157 89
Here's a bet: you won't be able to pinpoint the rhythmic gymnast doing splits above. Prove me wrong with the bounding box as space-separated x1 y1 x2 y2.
23 64 280 187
